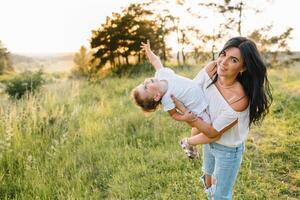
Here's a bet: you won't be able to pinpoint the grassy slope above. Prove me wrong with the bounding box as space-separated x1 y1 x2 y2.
0 65 299 199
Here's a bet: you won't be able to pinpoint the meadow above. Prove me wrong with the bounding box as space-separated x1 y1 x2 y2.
0 63 299 199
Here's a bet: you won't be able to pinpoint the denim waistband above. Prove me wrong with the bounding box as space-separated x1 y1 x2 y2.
209 142 244 153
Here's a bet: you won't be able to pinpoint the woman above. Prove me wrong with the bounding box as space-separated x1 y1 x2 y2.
171 37 272 199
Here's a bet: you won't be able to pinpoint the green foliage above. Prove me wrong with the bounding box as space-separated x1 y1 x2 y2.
0 66 299 199
90 3 159 71
110 63 154 78
86 0 297 79
109 62 196 78
248 26 299 68
4 70 45 99
72 46 99 79
0 40 14 75
72 46 91 78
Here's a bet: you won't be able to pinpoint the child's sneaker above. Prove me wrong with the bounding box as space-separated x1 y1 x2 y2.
180 138 198 159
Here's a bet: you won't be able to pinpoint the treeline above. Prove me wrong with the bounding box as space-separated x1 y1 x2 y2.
0 40 13 75
70 0 298 78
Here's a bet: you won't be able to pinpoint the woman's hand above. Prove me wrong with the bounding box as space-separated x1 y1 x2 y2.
171 95 197 122
171 94 187 113
181 110 198 122
171 95 220 138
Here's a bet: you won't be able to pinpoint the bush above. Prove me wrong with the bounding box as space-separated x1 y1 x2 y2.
4 70 45 99
110 63 154 78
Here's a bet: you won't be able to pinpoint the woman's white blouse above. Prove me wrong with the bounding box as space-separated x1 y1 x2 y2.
193 68 250 147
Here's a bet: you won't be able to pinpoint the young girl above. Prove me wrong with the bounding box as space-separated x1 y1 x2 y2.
132 41 221 159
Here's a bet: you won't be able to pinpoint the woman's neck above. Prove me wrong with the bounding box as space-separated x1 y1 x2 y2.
217 76 236 89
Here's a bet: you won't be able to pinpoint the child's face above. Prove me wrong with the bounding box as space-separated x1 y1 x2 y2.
136 77 161 101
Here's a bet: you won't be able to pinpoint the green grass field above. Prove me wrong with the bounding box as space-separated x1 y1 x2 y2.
0 64 299 199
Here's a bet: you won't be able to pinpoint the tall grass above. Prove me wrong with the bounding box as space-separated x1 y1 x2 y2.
0 65 299 199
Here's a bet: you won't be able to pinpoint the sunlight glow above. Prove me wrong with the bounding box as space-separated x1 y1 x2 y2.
0 0 299 54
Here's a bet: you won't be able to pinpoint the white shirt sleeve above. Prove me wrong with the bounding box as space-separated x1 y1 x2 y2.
155 68 175 81
212 108 238 132
193 68 206 87
161 95 175 111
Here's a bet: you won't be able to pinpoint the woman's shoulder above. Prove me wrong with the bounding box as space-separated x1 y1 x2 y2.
231 96 249 112
229 83 249 112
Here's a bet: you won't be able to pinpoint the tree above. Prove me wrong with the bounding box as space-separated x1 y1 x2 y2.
198 0 267 36
152 9 174 62
90 15 119 69
178 28 192 65
248 26 299 68
146 0 195 65
186 2 230 61
144 1 176 62
0 40 13 75
121 4 157 65
202 29 224 61
189 0 295 65
72 46 93 78
187 27 208 63
90 3 158 73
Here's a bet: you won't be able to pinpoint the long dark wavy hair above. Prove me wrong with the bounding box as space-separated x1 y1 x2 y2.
209 37 273 126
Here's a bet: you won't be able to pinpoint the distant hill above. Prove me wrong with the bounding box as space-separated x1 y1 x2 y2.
9 53 75 73
9 54 35 64
293 51 300 58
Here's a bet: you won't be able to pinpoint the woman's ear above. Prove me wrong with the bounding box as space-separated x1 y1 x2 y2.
241 66 247 72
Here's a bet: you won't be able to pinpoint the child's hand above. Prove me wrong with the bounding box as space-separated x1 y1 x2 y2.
140 40 163 70
140 40 151 54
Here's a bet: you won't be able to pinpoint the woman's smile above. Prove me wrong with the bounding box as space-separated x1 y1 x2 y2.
218 63 227 72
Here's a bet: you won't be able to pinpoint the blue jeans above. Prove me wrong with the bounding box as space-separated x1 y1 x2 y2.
201 142 245 200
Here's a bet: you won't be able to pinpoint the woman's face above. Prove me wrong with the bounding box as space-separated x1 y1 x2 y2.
216 47 245 78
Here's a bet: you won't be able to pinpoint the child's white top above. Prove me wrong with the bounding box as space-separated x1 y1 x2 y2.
155 67 208 116
193 68 250 147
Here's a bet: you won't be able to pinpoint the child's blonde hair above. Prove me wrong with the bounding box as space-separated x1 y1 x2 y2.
132 87 161 112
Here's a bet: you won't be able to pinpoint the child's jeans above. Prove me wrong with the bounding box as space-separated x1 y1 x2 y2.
201 142 245 200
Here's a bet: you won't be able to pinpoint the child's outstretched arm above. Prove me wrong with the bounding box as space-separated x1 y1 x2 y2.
141 40 163 71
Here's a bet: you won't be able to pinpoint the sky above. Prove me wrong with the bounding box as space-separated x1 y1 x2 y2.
0 0 299 55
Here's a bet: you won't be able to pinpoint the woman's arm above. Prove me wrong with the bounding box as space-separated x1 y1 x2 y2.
188 133 222 145
188 117 237 138
171 95 237 138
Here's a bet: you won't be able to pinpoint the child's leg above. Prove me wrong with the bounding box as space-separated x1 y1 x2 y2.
190 127 199 137
180 129 199 159
180 128 220 159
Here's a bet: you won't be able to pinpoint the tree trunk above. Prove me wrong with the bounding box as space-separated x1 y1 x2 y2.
177 51 180 66
138 52 141 63
238 1 243 35
125 56 129 65
181 48 185 65
161 35 167 62
109 50 115 68
211 44 215 61
118 55 121 66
